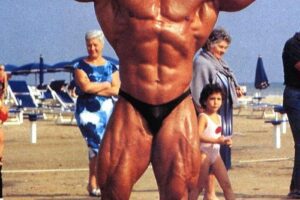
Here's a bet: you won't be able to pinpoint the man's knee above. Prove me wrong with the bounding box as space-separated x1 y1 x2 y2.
100 177 132 200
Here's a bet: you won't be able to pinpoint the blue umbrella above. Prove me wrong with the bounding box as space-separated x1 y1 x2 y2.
48 61 73 73
11 62 52 75
71 55 119 65
254 56 269 90
39 55 44 87
4 64 18 72
11 63 40 75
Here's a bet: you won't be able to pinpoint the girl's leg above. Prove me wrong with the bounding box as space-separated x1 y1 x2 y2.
211 156 235 200
203 173 219 200
198 152 212 198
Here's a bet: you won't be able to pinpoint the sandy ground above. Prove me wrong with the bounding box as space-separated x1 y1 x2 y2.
1 103 295 199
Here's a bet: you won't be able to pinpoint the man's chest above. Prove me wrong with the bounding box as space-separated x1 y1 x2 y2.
103 0 205 20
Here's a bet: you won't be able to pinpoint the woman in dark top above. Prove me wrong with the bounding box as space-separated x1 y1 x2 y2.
282 32 300 199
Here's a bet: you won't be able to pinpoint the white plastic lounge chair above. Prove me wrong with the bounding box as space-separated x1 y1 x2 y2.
48 80 76 125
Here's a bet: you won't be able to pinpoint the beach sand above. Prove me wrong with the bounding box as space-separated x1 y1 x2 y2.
2 98 294 199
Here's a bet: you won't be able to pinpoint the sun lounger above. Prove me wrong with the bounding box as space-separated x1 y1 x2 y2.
8 80 38 108
5 80 43 124
250 102 275 119
47 80 76 125
48 80 75 110
6 80 52 121
265 105 289 149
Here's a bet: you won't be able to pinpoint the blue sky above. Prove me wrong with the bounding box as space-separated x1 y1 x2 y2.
0 0 299 84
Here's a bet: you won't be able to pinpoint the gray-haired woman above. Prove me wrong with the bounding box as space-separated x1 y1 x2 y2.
74 30 120 197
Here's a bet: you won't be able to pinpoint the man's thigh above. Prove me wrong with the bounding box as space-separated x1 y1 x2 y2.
97 98 153 187
151 97 200 190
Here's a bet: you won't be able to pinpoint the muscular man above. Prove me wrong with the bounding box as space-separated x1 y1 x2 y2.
75 1 255 199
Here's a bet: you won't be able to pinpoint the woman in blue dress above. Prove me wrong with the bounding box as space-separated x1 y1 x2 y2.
74 30 120 197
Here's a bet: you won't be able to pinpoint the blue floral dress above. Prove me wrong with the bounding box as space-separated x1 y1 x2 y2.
74 60 118 156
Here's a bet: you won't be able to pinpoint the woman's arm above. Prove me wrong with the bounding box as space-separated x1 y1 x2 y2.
74 68 111 94
96 71 120 96
295 61 300 71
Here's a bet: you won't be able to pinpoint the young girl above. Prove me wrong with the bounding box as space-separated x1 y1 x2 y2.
198 84 235 200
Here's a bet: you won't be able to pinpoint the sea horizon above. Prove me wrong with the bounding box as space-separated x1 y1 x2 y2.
10 72 284 97
240 82 284 97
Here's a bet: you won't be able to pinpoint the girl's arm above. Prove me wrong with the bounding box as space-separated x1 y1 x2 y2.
74 68 111 94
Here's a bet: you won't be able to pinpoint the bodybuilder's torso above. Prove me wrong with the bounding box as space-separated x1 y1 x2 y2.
94 0 219 104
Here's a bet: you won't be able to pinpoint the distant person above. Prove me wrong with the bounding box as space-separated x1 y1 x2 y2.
73 30 120 197
190 28 243 200
282 31 300 199
0 102 7 200
0 65 9 200
74 1 254 199
0 65 8 102
198 83 234 200
67 79 77 98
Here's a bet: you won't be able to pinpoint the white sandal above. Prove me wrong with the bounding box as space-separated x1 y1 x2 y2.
89 188 101 197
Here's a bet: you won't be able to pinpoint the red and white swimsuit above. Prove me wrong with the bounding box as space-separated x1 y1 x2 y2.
200 113 222 164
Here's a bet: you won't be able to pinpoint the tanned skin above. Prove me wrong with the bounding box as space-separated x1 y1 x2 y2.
75 0 255 199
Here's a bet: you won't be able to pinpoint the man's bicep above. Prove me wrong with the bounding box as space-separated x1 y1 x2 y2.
218 0 255 12
75 0 94 2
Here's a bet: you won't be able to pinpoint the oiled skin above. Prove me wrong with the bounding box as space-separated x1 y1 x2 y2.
75 0 255 199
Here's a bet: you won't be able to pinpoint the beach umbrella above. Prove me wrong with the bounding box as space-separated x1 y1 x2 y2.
254 56 269 90
39 55 44 87
48 61 74 73
4 64 18 72
11 62 51 75
11 63 40 75
71 55 119 65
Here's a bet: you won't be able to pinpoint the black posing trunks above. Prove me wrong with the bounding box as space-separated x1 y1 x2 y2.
119 90 191 134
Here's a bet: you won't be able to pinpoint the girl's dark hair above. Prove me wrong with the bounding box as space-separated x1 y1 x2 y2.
199 83 224 108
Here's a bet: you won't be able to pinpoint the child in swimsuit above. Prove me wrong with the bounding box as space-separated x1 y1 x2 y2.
198 83 235 200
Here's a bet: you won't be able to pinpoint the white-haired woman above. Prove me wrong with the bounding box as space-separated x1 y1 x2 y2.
74 30 120 197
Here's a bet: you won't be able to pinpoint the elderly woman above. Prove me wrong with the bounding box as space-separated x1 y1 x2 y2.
191 27 243 200
74 30 120 197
